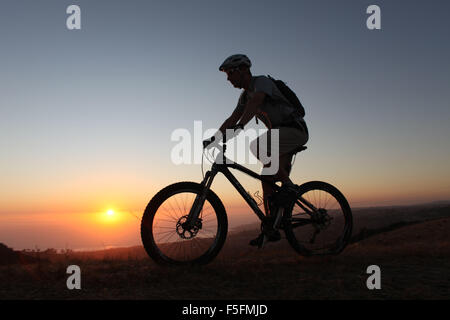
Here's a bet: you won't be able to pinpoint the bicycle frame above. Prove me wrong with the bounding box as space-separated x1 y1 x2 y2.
185 142 320 229
184 143 269 226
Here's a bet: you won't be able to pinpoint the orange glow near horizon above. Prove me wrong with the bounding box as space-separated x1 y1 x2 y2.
0 172 449 251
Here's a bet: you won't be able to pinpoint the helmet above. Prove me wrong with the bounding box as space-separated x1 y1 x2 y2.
219 54 251 71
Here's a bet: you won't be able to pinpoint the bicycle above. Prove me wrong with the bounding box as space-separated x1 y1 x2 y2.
141 131 353 265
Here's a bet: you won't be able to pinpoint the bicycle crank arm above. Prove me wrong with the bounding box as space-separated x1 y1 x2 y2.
273 207 284 229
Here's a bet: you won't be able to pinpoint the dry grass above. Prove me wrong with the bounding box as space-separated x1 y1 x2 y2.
1 205 449 300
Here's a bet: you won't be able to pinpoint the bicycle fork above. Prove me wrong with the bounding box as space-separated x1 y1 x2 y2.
185 170 217 229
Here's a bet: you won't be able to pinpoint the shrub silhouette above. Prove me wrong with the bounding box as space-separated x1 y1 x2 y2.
0 242 39 265
0 242 19 265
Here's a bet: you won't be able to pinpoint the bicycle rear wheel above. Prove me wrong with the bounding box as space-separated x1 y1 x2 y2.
284 181 352 256
141 182 228 265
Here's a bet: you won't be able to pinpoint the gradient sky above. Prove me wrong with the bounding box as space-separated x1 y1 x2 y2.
1 0 449 250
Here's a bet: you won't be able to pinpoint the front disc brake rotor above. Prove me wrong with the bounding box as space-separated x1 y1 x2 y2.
176 215 202 239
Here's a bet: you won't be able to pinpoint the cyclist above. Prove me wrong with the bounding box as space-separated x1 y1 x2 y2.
204 54 309 246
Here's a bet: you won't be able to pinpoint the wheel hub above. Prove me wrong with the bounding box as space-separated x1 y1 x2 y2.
176 215 202 239
311 208 332 230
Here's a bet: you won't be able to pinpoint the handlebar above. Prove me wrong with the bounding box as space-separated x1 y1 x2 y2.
202 124 243 150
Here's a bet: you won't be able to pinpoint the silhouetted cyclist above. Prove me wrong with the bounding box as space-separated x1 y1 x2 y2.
204 54 309 246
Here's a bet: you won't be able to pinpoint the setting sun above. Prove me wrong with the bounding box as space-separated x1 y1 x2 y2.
100 209 121 224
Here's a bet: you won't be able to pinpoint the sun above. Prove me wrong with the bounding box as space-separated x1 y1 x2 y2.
95 208 121 225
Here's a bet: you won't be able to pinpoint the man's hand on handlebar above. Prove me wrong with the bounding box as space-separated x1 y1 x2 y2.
203 124 244 149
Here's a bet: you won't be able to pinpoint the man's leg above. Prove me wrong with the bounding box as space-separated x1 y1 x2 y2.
252 131 276 216
277 153 294 184
250 131 296 246
261 170 275 216
260 153 293 216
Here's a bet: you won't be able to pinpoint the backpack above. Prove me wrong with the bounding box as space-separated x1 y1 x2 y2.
267 75 305 118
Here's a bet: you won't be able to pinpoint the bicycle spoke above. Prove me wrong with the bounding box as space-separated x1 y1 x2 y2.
161 200 180 222
148 190 221 263
284 182 352 256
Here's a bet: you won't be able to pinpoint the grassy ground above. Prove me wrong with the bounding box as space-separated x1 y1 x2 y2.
1 217 449 300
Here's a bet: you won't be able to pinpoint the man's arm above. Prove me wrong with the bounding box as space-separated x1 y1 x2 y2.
237 91 266 127
202 104 244 147
204 91 265 147
218 105 243 136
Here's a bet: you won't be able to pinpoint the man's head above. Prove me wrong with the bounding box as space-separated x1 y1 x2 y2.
219 54 252 89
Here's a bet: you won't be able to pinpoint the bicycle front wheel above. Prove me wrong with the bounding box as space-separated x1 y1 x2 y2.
141 182 228 265
284 181 353 256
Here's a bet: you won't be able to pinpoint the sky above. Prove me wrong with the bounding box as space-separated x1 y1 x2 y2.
0 0 449 250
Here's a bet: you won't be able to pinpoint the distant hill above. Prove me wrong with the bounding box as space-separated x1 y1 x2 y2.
0 243 38 265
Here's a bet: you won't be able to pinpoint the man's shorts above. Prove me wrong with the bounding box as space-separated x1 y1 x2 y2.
250 126 309 161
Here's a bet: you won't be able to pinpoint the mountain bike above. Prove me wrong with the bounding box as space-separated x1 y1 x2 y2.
141 132 353 265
